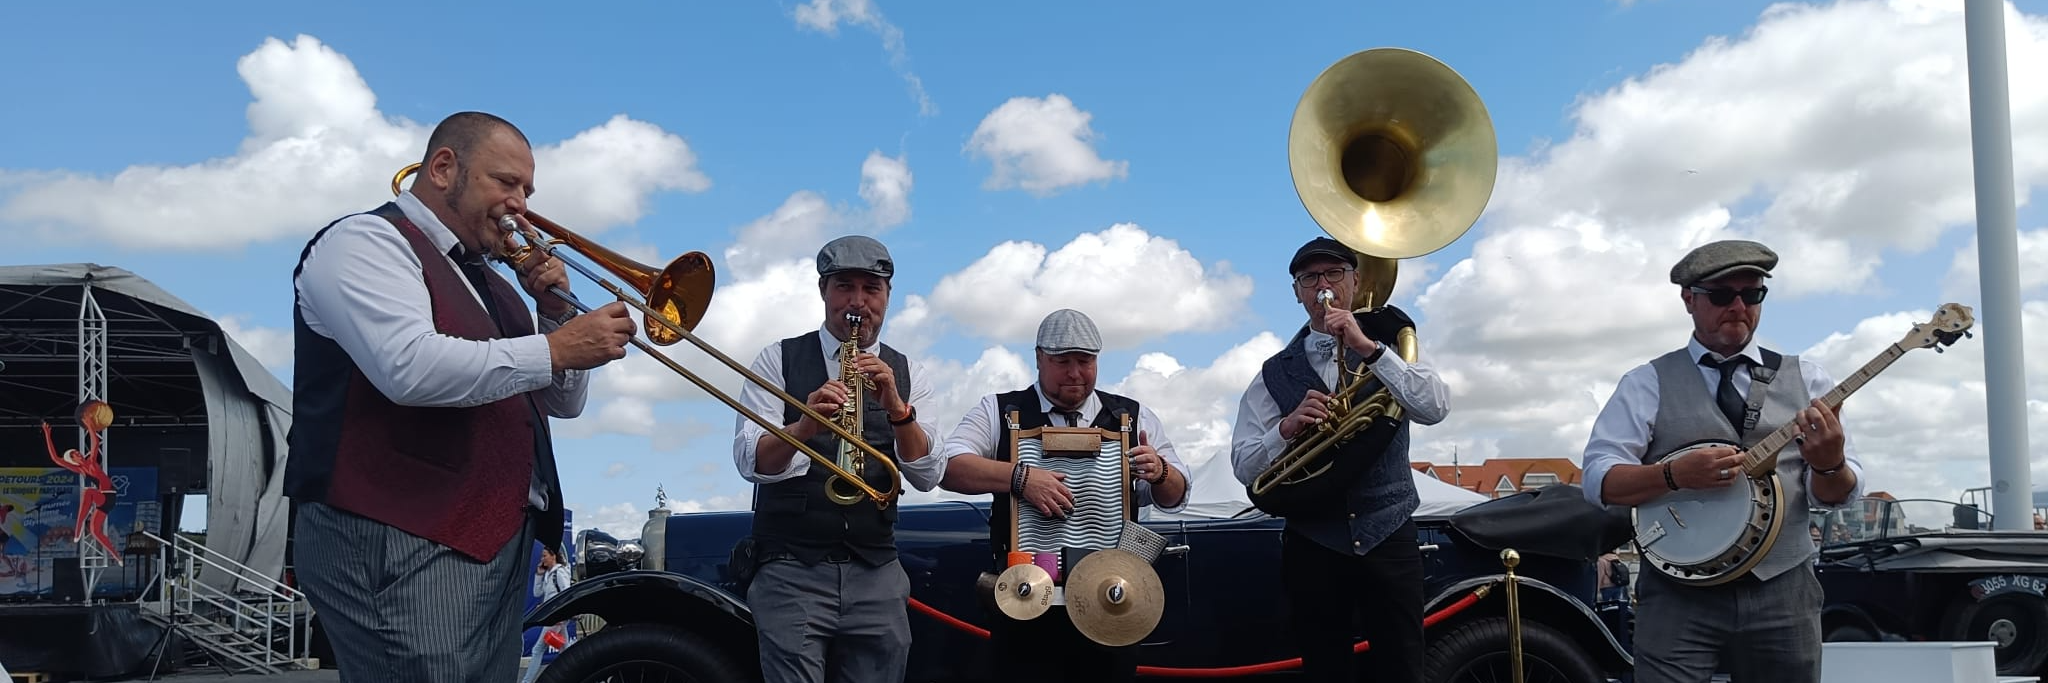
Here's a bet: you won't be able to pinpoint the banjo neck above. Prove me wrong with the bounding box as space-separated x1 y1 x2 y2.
1738 343 1906 478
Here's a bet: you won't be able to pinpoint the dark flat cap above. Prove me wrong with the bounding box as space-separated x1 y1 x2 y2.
817 235 894 278
1670 240 1776 286
1289 236 1358 275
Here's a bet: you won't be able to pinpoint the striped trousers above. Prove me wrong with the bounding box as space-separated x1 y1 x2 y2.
295 501 533 683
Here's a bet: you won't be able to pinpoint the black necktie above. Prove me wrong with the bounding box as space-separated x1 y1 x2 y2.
1057 410 1081 427
450 247 507 333
1701 354 1750 432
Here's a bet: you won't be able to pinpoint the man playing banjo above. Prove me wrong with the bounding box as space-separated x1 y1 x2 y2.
1579 240 1863 683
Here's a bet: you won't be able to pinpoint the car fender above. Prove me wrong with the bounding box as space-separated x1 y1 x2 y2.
1429 574 1633 671
523 569 753 632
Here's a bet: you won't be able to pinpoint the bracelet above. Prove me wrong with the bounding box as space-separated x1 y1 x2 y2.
1812 462 1845 477
1010 464 1027 496
889 405 917 426
1662 461 1680 491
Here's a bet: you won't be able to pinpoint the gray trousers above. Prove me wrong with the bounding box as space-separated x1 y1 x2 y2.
294 501 533 683
1633 564 1823 683
747 556 912 683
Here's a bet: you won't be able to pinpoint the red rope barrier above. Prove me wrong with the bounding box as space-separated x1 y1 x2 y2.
905 582 1495 678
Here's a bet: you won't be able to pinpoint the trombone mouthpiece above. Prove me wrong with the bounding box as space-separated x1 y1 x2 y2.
497 215 519 233
1316 289 1334 306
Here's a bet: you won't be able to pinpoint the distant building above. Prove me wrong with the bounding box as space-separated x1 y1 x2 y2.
1411 458 1583 499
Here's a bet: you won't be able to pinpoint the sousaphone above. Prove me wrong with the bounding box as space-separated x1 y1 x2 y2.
1247 48 1496 515
1286 47 1496 308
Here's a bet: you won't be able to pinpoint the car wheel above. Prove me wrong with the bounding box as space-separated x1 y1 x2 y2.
1942 594 2048 676
535 622 751 683
1423 616 1604 683
1823 619 1878 642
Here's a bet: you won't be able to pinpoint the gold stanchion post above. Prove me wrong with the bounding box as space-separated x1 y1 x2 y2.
1501 548 1524 683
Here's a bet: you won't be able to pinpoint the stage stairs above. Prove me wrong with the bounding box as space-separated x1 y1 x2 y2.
132 530 312 674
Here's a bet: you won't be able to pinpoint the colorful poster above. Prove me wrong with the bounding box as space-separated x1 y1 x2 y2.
0 466 160 598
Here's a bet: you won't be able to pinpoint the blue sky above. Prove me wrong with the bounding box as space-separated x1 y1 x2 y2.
6 0 2048 538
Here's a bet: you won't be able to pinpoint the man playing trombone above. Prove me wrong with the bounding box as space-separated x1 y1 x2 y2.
731 234 944 683
286 111 636 683
1228 237 1449 683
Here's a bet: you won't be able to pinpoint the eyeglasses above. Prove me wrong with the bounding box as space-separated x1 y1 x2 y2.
1689 285 1768 307
1294 266 1354 288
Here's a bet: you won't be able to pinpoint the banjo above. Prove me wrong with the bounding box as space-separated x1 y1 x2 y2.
1634 303 1975 585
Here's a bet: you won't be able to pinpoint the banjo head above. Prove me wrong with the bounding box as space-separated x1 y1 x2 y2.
1633 441 1785 584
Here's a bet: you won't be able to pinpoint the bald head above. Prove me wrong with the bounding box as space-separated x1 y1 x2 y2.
422 111 530 168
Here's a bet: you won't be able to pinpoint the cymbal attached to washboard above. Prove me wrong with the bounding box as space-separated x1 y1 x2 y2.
990 563 1055 621
1063 549 1165 647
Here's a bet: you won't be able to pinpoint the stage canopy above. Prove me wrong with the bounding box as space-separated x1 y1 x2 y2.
0 263 291 591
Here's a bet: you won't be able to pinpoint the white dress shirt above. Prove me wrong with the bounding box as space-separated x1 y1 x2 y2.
1579 336 1866 510
1229 328 1450 486
941 383 1191 514
731 326 946 491
293 190 587 415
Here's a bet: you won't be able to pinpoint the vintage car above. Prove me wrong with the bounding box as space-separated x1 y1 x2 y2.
1815 495 2048 677
525 477 1637 683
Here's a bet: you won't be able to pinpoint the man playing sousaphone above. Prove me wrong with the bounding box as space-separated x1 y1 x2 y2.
940 308 1190 683
1228 237 1450 683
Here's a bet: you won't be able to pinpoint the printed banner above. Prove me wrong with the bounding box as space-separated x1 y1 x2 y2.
0 466 160 598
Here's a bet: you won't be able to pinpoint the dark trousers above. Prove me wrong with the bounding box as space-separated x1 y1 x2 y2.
747 556 912 683
1283 522 1425 683
293 501 534 683
989 606 1137 683
1632 565 1823 683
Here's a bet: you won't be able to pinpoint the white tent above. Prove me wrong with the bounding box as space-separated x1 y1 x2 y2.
1159 450 1488 521
0 263 292 589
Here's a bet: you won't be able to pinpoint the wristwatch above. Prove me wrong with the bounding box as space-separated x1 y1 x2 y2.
889 405 918 426
542 308 576 327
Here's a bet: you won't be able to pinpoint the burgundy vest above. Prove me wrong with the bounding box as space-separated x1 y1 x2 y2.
285 203 538 562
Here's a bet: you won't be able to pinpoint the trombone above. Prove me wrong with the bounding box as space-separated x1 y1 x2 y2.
390 163 902 508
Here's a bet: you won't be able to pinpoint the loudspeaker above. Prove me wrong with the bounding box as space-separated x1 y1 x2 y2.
159 447 199 494
50 558 83 602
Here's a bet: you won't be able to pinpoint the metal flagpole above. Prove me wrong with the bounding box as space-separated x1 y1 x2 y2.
1964 0 2033 531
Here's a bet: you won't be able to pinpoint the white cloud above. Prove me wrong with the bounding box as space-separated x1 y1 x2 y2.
0 35 708 251
925 224 1254 348
1943 227 2048 302
214 315 293 374
1399 0 2048 490
603 462 630 478
1107 333 1287 474
965 95 1128 195
791 0 934 115
574 152 913 436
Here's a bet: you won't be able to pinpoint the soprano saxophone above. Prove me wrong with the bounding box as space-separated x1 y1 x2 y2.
824 313 879 506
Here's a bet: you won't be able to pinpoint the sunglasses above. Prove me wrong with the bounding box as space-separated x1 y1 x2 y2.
1689 285 1768 306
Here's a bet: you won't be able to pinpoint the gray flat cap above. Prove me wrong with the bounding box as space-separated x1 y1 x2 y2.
1670 239 1777 286
1036 309 1102 356
816 235 894 278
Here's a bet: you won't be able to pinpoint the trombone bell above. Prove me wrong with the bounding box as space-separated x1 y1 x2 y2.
1287 48 1497 265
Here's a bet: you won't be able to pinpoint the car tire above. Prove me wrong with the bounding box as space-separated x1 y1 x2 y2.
1823 619 1878 643
535 622 750 683
1941 594 2048 676
1423 616 1604 683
